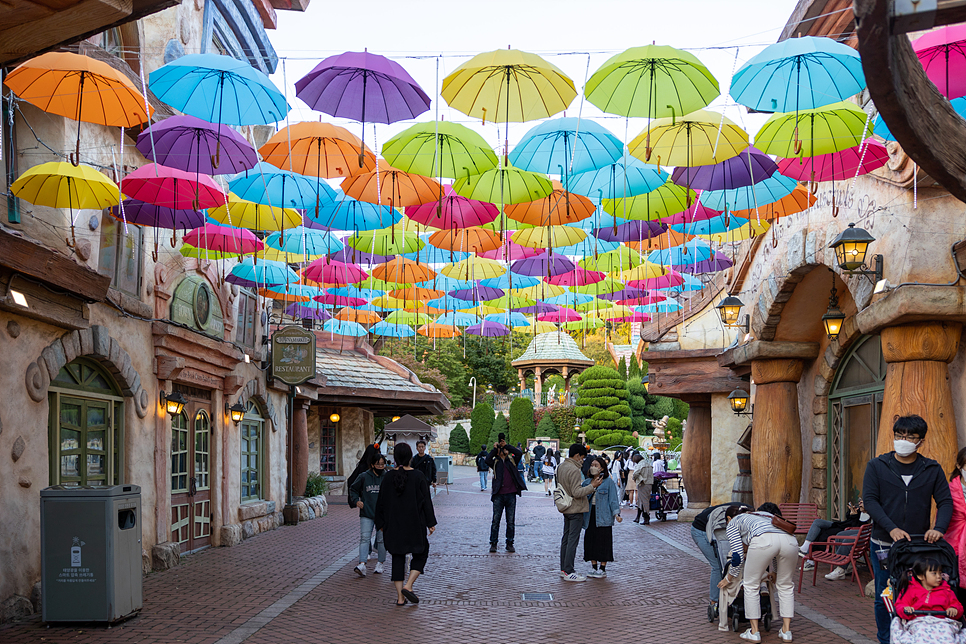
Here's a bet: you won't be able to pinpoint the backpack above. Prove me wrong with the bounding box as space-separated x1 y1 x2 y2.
553 481 574 513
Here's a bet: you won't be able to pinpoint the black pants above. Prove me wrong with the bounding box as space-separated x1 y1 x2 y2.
390 548 428 582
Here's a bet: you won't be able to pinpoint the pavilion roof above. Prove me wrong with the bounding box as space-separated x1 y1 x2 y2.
512 332 595 368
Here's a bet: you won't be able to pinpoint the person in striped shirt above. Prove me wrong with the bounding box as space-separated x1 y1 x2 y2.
719 503 799 643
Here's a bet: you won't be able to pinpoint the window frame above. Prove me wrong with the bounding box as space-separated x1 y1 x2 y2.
319 420 338 476
235 288 257 348
98 210 143 298
240 400 264 502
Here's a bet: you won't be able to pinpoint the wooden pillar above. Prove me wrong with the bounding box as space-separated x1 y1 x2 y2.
875 322 962 475
291 400 311 497
750 359 805 506
518 369 526 393
534 367 543 407
680 399 712 509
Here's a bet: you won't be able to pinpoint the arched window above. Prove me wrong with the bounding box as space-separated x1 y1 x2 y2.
240 400 264 502
48 358 124 486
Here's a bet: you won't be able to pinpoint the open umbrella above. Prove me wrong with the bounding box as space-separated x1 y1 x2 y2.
259 122 376 177
285 303 332 321
208 193 302 232
505 182 595 226
700 173 799 212
406 184 499 229
122 163 226 209
578 247 645 273
509 117 623 176
671 146 778 191
322 319 369 337
512 225 587 250
477 240 543 261
135 115 257 175
569 158 668 202
510 253 576 277
513 282 566 299
428 227 502 254
731 185 816 220
302 258 368 285
370 321 416 337
404 239 470 264
335 307 382 325
306 193 401 231
629 109 748 167
602 181 695 221
440 256 507 281
754 101 870 158
452 164 553 206
479 273 539 289
183 223 263 255
418 323 461 338
225 258 297 288
383 121 498 179
554 236 621 257
109 199 205 235
914 25 966 100
548 268 606 287
593 220 668 243
539 309 581 323
449 284 504 301
329 245 395 265
346 229 425 256
371 257 435 284
265 226 343 257
465 321 511 337
229 162 333 213
777 140 889 182
342 166 442 210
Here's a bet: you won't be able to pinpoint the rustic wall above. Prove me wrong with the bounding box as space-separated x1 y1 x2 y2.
709 393 750 506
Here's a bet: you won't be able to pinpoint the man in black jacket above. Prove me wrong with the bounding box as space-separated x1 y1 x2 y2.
863 414 953 644
411 440 437 491
476 445 490 491
485 433 527 553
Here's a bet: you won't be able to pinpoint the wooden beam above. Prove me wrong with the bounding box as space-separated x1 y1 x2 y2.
892 0 966 34
268 0 309 10
718 340 821 368
0 226 111 302
644 348 748 396
0 269 90 329
855 0 966 204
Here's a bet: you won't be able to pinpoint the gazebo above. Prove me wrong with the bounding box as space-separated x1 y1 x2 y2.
512 332 596 406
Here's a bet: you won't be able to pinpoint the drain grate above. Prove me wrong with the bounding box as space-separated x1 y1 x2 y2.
521 592 553 601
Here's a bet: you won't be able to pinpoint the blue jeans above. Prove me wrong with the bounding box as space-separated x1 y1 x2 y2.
479 471 488 489
490 493 517 546
691 524 722 603
872 542 891 644
359 516 385 564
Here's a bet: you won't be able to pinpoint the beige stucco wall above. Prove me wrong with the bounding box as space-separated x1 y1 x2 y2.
709 392 750 506
677 295 743 351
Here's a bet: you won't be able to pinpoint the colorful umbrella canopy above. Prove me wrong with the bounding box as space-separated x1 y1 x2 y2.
418 323 461 338
369 321 416 337
660 198 723 225
479 273 539 289
511 225 587 249
593 220 668 243
539 309 581 323
514 301 559 315
383 121 498 179
554 236 621 256
571 278 625 296
625 266 686 290
385 310 431 325
346 229 425 256
585 45 719 119
441 256 507 280
306 193 402 231
646 239 714 266
285 303 332 321
731 185 816 220
183 223 263 254
777 140 889 182
505 183 595 226
321 319 369 337
913 25 966 100
485 312 531 328
122 163 225 209
335 307 382 325
602 181 696 221
435 311 478 326
578 247 644 272
450 285 504 301
477 240 543 261
730 36 865 113
259 122 376 178
754 101 870 158
465 321 511 337
265 226 343 256
452 164 554 205
110 199 205 231
406 184 499 229
329 245 395 265
640 299 683 313
341 166 442 209
225 258 298 288
630 109 748 167
208 193 302 231
563 318 604 331
509 118 623 175
513 282 566 299
229 162 333 212
316 291 367 307
302 258 368 285
370 257 435 284
568 158 668 199
670 212 749 236
135 115 257 175
428 227 502 253
700 173 799 212
548 268 606 287
257 284 321 303
682 251 738 272
510 253 576 277
671 146 778 191
390 286 444 302
403 241 470 264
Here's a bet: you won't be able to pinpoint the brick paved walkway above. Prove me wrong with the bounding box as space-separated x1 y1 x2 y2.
1 466 878 643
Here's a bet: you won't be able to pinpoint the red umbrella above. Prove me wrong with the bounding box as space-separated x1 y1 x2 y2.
302 258 368 285
183 223 262 254
406 184 499 229
121 163 226 209
777 140 889 182
538 308 581 323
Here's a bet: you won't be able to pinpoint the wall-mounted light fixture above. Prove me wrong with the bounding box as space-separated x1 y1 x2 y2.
822 281 846 340
227 402 246 425
728 388 753 416
160 390 187 417
716 295 750 333
329 412 341 423
392 416 401 422
829 223 883 285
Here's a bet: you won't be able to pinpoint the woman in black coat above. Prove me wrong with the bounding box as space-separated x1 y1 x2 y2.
375 442 437 606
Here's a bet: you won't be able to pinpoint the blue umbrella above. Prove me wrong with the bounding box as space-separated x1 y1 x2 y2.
328 285 385 300
225 258 298 288
485 312 531 328
417 275 474 292
568 157 668 199
435 311 478 327
659 272 704 294
263 284 324 299
479 273 539 289
670 214 749 236
509 118 624 176
369 321 416 337
322 319 368 337
229 163 333 211
730 36 865 113
545 292 594 307
647 239 713 266
555 236 621 256
425 294 473 313
638 298 682 313
700 174 798 212
266 226 343 256
305 192 402 231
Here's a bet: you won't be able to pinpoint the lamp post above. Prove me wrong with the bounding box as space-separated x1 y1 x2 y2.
716 295 750 333
469 376 477 409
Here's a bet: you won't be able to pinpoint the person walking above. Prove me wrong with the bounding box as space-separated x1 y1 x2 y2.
411 440 437 492
557 443 603 582
610 451 626 505
348 451 387 577
721 503 798 642
583 456 621 578
542 450 558 496
485 433 527 553
475 445 489 491
652 452 666 474
532 440 546 481
864 414 953 644
374 442 437 606
631 453 653 525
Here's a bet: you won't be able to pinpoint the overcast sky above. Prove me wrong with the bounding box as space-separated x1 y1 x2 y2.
270 0 801 166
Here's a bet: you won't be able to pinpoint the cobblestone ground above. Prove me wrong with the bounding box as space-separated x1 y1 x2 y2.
1 466 877 643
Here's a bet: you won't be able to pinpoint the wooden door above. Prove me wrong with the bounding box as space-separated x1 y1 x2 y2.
171 403 212 553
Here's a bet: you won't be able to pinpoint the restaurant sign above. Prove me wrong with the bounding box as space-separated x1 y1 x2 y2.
271 326 317 386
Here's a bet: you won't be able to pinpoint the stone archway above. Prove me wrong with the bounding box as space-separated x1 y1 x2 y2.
25 325 149 418
231 378 281 432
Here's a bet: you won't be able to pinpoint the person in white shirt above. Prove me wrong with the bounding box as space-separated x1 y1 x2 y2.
541 451 558 496
652 452 666 474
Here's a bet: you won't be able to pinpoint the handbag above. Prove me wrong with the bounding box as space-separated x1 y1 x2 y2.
754 512 796 535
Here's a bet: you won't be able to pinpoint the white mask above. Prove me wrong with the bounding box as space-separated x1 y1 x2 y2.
894 439 920 457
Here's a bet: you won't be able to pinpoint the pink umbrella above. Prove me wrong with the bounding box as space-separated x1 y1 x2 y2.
777 140 889 182
913 25 966 99
659 192 722 226
302 258 368 285
607 312 652 323
183 223 263 254
626 267 685 290
313 292 367 306
121 163 226 209
547 268 606 287
406 185 499 229
616 293 667 306
477 240 542 261
538 308 581 323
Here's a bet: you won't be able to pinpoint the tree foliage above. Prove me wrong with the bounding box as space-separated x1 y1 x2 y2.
628 353 640 379
666 417 683 451
508 397 535 446
626 380 648 436
490 412 509 445
449 423 470 454
536 414 558 439
672 397 690 421
469 402 494 452
644 394 675 420
575 366 634 448
617 356 627 380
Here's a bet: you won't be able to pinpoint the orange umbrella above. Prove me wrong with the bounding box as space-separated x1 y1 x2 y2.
257 287 313 303
335 307 382 324
427 227 502 253
504 181 595 226
259 122 376 178
418 323 461 338
370 257 436 284
4 52 152 164
342 166 442 209
390 287 444 302
624 228 694 252
732 185 816 221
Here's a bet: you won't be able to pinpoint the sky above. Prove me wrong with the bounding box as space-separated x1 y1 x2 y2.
268 0 802 161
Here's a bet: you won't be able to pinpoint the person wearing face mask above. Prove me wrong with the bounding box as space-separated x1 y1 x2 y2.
582 456 621 578
349 452 388 577
862 414 954 644
943 447 966 586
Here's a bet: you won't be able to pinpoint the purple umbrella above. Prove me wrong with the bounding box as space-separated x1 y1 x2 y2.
594 220 667 242
450 285 504 301
111 199 205 231
466 320 510 337
598 286 649 302
513 301 559 315
135 115 257 175
511 252 576 277
327 246 395 265
676 252 735 274
671 146 778 191
284 303 332 320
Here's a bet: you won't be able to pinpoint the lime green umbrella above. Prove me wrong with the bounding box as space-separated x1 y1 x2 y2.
345 228 425 255
573 297 609 312
384 310 431 325
180 244 241 261
754 101 870 158
571 278 625 295
440 256 507 280
382 121 498 179
602 181 695 221
453 164 553 205
564 317 605 330
511 225 587 249
578 247 645 272
479 217 531 232
483 294 536 309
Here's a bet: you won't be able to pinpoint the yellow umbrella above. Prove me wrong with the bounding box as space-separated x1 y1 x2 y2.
629 109 748 167
620 261 671 281
564 318 605 330
702 219 770 243
440 256 506 280
589 304 634 319
513 283 566 299
462 305 505 316
370 296 409 310
529 320 559 333
511 225 587 249
209 192 301 231
254 247 324 263
602 181 696 222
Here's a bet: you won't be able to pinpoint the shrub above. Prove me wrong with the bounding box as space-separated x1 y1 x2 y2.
627 380 648 436
628 354 640 379
470 402 495 453
304 473 330 497
536 414 558 438
490 412 509 445
617 356 627 380
449 423 470 454
575 366 631 435
508 397 535 446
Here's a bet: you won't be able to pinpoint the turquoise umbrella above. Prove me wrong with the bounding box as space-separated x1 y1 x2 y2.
555 236 621 256
485 312 531 328
305 192 402 231
670 214 749 236
568 158 668 199
436 311 478 326
479 273 540 289
639 299 682 313
226 258 298 287
509 118 624 175
647 239 714 266
229 163 333 211
369 321 416 337
265 226 343 256
322 319 368 337
700 174 799 212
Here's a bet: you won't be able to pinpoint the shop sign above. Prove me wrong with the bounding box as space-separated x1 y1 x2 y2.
271 326 317 386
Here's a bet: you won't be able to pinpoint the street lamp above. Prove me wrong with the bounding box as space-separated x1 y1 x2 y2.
716 295 750 333
329 413 341 423
226 402 246 425
468 376 477 409
160 391 187 418
728 388 753 416
829 223 883 284
822 284 846 340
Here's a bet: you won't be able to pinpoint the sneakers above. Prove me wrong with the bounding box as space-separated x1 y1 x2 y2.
368 551 378 561
353 563 366 577
778 629 793 642
505 544 516 553
825 566 850 580
374 562 383 574
489 545 497 553
587 569 607 578
562 572 586 582
803 560 815 571
559 570 567 578
718 625 730 632
739 628 761 642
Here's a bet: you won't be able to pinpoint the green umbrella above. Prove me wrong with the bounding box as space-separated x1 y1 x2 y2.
453 164 553 205
382 121 498 179
571 278 625 295
754 101 870 158
384 310 431 325
564 317 605 330
602 181 695 221
573 297 609 312
345 229 425 256
482 294 536 309
578 247 645 273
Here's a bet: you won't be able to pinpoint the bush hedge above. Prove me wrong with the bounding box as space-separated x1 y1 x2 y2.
508 397 535 446
490 412 508 445
575 366 632 441
449 423 470 454
470 402 494 453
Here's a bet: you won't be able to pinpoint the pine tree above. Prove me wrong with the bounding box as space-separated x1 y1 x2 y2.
470 402 494 453
508 397 535 446
536 414 558 439
629 354 640 379
617 356 627 380
490 412 509 445
627 380 648 436
449 423 470 454
574 365 634 449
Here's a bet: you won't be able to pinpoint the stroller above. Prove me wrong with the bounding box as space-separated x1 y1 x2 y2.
710 527 775 632
885 538 966 644
650 472 684 521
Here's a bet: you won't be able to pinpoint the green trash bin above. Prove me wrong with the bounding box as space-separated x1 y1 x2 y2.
40 484 142 623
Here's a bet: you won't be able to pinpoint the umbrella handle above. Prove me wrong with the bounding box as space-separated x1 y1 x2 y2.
793 127 802 156
152 248 159 262
210 139 221 170
69 151 80 168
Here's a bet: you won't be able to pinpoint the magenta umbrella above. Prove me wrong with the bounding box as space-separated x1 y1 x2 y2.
302 258 368 285
406 185 499 229
607 312 652 323
313 292 367 307
511 252 576 277
121 163 226 209
913 25 966 99
625 267 685 290
659 194 722 226
539 308 581 323
617 294 667 306
777 140 889 182
547 268 606 286
478 240 542 261
466 320 510 337
135 115 257 175
183 223 262 254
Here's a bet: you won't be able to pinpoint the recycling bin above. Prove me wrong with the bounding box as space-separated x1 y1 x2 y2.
40 484 142 623
433 455 452 485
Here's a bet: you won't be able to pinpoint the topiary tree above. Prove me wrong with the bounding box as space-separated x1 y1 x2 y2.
489 412 509 445
449 423 470 454
536 413 558 439
628 354 640 379
617 356 627 380
470 402 494 453
508 397 535 446
627 380 648 437
672 397 690 421
575 366 632 446
644 394 675 421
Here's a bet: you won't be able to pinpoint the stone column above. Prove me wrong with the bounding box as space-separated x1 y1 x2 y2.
534 367 543 407
875 322 962 474
291 400 310 498
750 359 804 506
680 399 712 511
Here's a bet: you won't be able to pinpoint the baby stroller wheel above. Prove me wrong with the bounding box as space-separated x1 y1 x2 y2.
731 613 740 633
707 603 716 622
657 509 666 521
762 614 772 632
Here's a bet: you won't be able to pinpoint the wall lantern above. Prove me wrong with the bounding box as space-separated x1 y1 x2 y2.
329 412 341 423
829 223 883 284
641 374 649 393
822 283 846 340
227 402 246 425
392 416 401 422
716 295 750 333
160 390 187 417
728 388 753 416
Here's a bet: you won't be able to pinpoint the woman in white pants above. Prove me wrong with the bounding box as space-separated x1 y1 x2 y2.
720 503 798 643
